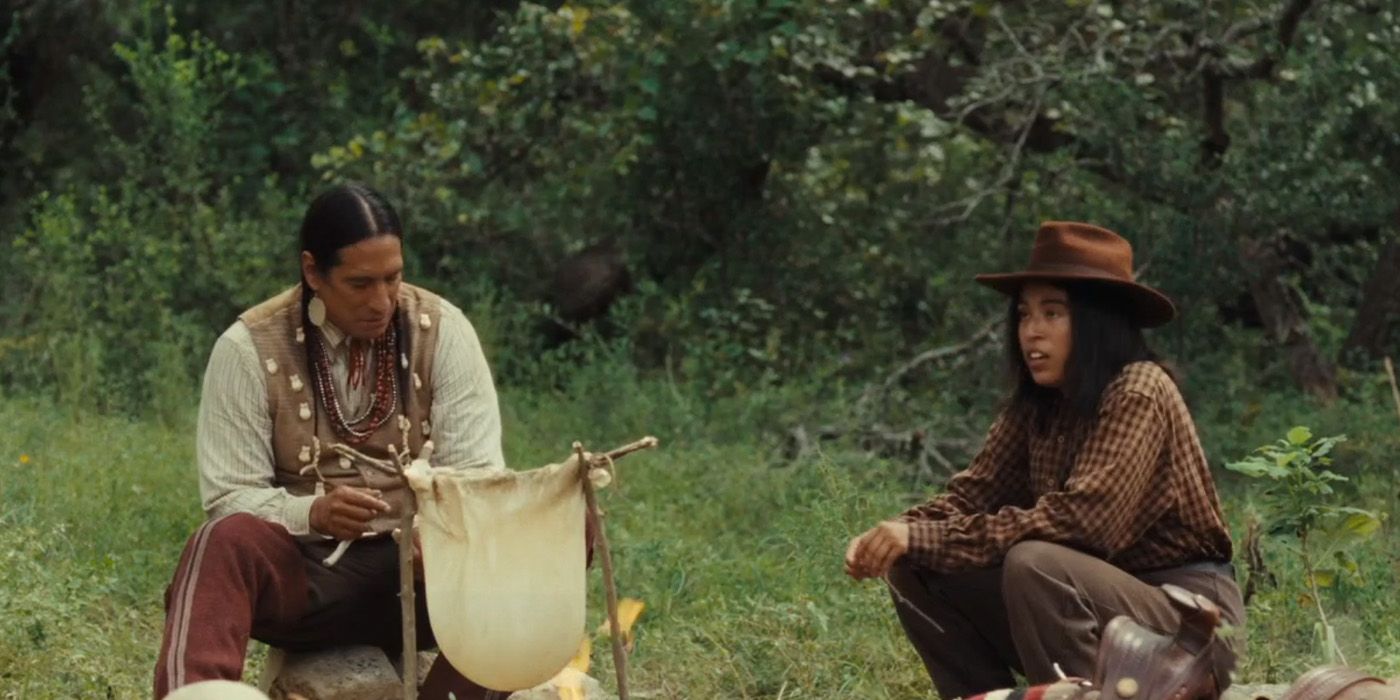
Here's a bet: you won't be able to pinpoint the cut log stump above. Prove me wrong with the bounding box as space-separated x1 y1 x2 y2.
262 646 616 700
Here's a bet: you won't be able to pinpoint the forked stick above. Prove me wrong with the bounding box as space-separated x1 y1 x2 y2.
389 442 421 700
398 479 418 700
604 437 659 462
576 437 658 700
311 437 422 699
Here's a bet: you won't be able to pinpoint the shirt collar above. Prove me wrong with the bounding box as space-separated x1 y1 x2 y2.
318 320 348 350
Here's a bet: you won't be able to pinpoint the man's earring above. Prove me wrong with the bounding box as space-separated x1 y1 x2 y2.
308 294 327 328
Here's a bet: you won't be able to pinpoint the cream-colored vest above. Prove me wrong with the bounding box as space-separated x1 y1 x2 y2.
239 283 441 534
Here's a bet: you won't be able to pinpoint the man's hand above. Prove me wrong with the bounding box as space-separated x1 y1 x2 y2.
309 485 391 540
844 520 911 580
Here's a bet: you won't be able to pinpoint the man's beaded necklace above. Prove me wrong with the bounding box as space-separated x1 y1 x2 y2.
310 322 399 445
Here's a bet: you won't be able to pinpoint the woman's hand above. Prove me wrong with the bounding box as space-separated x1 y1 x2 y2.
844 520 911 580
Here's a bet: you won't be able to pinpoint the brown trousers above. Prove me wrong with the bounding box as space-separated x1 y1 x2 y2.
152 513 507 699
887 540 1246 699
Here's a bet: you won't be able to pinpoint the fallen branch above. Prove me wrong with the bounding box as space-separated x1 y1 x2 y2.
1241 517 1276 605
787 313 1001 483
782 423 975 486
854 314 1002 416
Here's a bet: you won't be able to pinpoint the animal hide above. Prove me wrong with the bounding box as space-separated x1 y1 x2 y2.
406 457 588 692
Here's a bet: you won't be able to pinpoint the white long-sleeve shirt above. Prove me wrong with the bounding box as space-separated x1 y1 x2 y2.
195 299 504 535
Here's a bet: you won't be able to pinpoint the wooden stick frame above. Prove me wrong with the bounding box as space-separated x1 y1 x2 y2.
384 436 656 700
398 468 419 700
310 437 422 700
575 438 657 700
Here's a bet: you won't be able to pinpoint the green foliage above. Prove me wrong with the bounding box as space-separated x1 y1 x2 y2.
1227 426 1386 665
1227 427 1381 542
0 14 17 129
4 3 1400 692
307 1 1013 386
0 397 203 696
4 373 1400 695
0 380 938 697
1239 528 1400 681
2 15 298 412
6 0 1400 410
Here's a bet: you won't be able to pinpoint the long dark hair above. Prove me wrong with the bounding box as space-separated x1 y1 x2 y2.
1004 280 1172 431
298 183 410 420
299 183 403 280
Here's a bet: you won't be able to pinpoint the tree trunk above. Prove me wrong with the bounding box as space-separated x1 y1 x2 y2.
1341 237 1400 364
1238 235 1339 402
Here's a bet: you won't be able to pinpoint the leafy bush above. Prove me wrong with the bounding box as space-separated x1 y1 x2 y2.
1228 426 1384 665
2 17 301 413
4 1 1400 416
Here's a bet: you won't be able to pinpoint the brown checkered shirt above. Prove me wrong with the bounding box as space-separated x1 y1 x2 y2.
900 361 1233 573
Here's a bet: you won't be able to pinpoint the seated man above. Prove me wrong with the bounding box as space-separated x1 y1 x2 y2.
154 184 508 699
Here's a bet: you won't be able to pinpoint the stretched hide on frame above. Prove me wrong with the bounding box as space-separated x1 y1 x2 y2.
406 458 587 692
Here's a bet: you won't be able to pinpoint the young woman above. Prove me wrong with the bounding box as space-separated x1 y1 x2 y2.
844 222 1245 697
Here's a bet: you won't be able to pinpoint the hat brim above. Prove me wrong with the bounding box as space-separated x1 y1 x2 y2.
974 271 1177 328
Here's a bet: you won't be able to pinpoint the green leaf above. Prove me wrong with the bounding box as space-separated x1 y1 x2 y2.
1311 435 1345 458
1333 550 1359 575
1225 459 1270 478
1310 569 1336 588
1340 511 1382 538
1287 426 1313 445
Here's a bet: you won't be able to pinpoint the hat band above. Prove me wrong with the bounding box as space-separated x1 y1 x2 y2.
1016 261 1134 283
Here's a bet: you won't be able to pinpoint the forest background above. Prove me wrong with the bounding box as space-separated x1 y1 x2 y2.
3 1 1400 697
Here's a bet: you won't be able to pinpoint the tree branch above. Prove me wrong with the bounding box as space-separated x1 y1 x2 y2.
1215 0 1318 79
1200 67 1229 165
855 314 1002 415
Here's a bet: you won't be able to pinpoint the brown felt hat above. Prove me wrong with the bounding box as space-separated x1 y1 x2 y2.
975 221 1177 328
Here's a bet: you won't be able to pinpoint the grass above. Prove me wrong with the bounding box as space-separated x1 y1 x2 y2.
3 356 1400 698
